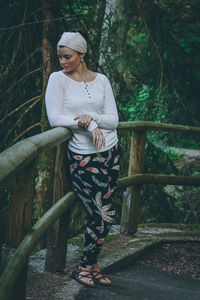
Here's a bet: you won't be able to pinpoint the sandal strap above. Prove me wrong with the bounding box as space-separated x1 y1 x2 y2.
72 267 95 287
92 270 105 279
91 269 111 285
76 268 93 279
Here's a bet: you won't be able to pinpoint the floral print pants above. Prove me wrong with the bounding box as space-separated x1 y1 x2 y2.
68 143 121 268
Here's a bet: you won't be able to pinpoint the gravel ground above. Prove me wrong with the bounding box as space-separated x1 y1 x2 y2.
26 271 64 300
26 234 132 300
26 239 200 299
138 241 200 280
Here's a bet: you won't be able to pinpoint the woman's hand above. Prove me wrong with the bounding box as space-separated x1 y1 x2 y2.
74 114 93 128
92 127 105 149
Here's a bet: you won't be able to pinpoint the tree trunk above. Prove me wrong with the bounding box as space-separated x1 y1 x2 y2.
88 0 107 70
34 0 59 249
5 160 36 300
98 0 130 121
41 0 59 132
7 162 35 247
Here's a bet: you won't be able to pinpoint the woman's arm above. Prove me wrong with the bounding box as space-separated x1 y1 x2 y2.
91 76 119 130
45 73 79 128
74 114 98 132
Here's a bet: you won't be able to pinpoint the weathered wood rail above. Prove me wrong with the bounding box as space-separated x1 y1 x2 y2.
0 121 200 300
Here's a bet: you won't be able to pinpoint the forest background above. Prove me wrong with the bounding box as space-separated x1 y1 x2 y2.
0 0 200 247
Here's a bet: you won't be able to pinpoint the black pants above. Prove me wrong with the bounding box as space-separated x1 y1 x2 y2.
68 143 121 267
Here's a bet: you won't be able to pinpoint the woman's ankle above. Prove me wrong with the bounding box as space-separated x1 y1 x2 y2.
80 264 92 270
92 263 100 271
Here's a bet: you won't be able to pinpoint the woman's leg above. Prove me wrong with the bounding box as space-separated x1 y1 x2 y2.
91 143 121 284
68 144 121 276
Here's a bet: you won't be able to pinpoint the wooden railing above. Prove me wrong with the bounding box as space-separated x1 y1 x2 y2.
0 121 200 300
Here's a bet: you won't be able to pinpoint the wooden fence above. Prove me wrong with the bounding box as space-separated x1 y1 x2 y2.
0 121 200 300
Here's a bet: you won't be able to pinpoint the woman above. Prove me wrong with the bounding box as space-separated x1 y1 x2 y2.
45 31 121 288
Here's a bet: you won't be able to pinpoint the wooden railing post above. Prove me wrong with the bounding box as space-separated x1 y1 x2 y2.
126 130 146 234
5 160 36 300
45 143 72 272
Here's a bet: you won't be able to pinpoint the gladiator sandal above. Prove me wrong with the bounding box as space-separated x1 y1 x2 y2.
72 267 95 288
92 269 111 286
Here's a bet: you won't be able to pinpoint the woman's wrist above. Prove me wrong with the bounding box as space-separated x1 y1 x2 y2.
87 120 98 132
91 113 101 126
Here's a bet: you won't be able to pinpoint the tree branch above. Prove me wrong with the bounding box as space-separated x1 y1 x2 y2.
7 122 41 148
0 67 41 101
0 96 41 125
1 97 41 148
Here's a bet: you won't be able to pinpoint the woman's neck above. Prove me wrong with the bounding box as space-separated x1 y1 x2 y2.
64 63 96 82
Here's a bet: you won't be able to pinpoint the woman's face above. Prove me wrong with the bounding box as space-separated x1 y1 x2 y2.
57 47 84 73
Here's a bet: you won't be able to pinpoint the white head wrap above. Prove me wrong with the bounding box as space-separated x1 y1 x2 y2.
57 32 87 53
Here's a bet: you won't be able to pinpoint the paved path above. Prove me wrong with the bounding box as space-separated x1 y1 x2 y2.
77 263 200 300
171 147 200 160
27 226 200 300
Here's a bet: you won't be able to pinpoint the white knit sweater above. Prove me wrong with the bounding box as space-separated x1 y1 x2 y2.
45 71 119 154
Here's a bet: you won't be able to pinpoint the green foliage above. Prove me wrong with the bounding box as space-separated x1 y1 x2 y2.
192 171 200 176
122 85 152 121
144 141 179 175
118 0 200 150
163 148 185 162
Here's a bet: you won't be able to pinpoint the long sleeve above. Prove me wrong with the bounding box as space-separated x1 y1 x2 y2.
44 71 118 154
91 77 119 130
45 73 79 128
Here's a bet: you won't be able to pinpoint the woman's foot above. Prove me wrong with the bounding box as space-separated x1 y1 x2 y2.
72 267 95 288
92 264 111 286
